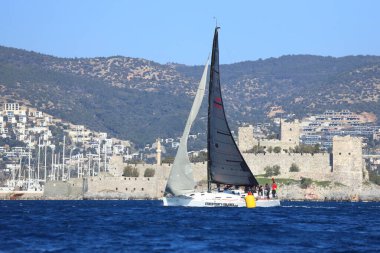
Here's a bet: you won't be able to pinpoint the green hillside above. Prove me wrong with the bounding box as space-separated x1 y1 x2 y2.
1 45 380 146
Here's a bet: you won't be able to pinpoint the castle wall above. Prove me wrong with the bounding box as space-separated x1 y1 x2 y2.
83 162 209 199
108 158 167 178
257 139 296 151
108 156 124 177
332 136 364 188
242 153 332 181
280 119 300 146
237 122 364 188
238 120 301 153
86 176 165 199
238 125 255 152
48 135 365 199
44 178 83 199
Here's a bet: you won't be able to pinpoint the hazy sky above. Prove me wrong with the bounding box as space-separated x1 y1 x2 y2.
1 0 379 65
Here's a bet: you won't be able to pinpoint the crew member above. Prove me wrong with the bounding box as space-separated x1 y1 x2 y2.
271 178 277 198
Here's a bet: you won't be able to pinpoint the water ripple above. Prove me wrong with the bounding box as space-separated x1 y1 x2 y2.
0 200 379 252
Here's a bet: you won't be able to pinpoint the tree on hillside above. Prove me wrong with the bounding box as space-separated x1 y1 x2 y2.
289 163 300 172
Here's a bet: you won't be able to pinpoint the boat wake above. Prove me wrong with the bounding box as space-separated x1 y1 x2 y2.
281 205 338 209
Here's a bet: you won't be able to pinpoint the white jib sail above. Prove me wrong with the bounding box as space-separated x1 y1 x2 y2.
165 57 210 196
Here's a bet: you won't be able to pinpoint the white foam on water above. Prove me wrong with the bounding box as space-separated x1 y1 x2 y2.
282 205 338 209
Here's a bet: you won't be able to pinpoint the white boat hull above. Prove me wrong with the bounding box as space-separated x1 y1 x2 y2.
162 192 280 208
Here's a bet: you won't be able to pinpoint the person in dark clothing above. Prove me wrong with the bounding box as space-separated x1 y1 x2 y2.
258 185 263 196
265 183 270 199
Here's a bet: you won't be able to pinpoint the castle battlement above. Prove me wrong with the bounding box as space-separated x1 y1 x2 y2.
238 123 366 188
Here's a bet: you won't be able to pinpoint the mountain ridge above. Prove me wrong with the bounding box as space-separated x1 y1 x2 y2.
1 45 380 146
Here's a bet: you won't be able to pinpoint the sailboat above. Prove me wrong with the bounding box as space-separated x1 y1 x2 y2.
163 27 280 207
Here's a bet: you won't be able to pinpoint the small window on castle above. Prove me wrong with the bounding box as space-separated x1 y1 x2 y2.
124 178 126 180
141 188 144 191
348 153 351 155
289 139 292 142
289 128 292 131
339 153 342 155
135 178 137 180
133 188 136 191
116 187 118 191
126 188 128 191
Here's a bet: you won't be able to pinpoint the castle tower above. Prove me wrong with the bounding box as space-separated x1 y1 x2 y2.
156 138 162 166
280 119 300 147
332 136 363 188
238 125 255 152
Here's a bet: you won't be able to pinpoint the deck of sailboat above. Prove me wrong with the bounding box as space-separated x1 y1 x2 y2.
163 192 280 208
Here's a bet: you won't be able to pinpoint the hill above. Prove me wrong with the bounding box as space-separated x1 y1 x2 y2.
1 45 380 146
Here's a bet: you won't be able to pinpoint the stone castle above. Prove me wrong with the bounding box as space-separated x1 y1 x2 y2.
238 121 366 189
44 120 368 200
238 120 301 152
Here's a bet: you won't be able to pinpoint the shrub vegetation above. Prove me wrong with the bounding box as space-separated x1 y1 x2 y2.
289 163 300 172
264 165 281 177
300 177 312 189
123 165 139 177
144 168 155 177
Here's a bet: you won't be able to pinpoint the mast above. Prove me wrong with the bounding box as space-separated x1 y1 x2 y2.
69 148 73 180
98 140 101 175
77 154 80 178
37 137 41 181
44 140 47 182
207 27 220 192
28 137 31 188
88 154 90 177
104 143 107 172
63 136 66 179
51 147 54 180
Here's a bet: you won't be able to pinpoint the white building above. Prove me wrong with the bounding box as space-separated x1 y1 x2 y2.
3 103 20 111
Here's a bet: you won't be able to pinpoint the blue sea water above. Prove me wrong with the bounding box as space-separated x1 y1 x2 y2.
0 201 379 253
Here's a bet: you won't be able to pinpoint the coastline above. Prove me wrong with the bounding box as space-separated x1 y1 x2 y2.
1 182 379 201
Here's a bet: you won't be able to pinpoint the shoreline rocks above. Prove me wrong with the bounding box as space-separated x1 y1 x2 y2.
277 182 380 202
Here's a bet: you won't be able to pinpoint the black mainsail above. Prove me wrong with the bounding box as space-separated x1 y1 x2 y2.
207 27 259 191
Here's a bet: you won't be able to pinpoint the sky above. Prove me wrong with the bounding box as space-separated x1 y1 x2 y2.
1 0 380 65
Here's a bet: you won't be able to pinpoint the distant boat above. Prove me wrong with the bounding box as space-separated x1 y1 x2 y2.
163 27 280 207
